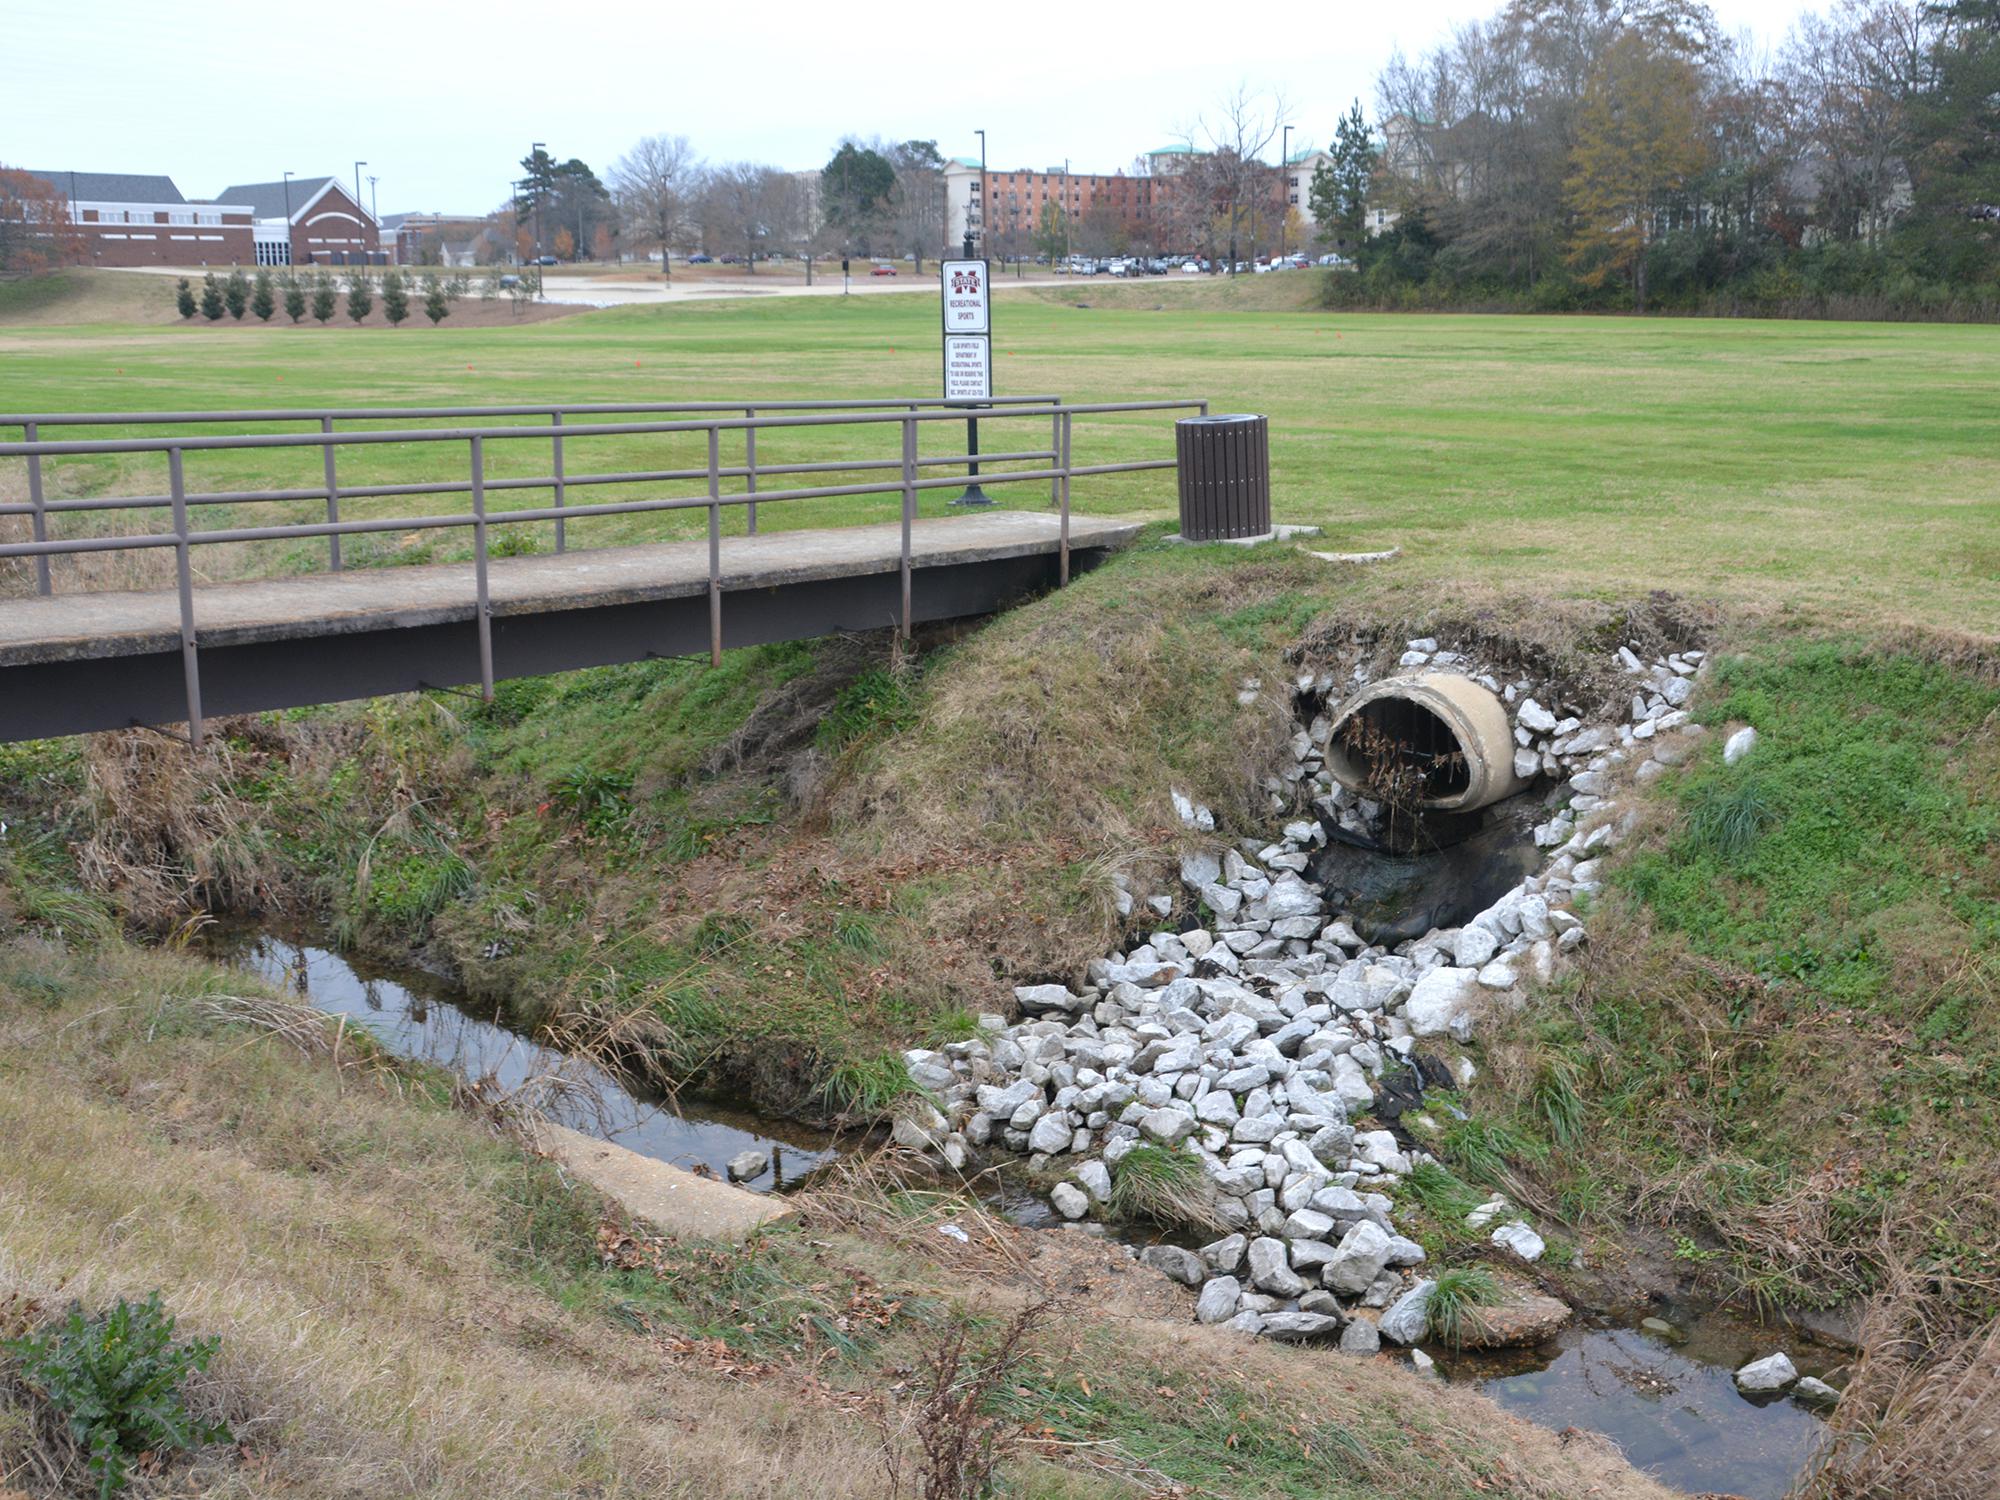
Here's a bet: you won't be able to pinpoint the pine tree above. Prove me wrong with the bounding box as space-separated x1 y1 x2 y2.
251 268 276 322
199 273 225 321
175 277 196 319
345 270 373 322
380 269 409 325
283 273 307 323
310 271 337 324
423 275 451 325
1309 101 1377 250
223 268 250 320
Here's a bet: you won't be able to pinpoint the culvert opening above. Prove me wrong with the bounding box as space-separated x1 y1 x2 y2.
1333 698 1472 805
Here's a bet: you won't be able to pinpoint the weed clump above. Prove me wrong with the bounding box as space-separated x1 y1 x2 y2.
2 1292 228 1498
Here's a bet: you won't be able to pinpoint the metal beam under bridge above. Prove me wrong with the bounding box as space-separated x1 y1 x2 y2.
0 514 1139 743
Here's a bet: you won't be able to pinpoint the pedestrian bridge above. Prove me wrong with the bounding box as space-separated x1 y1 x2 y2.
0 397 1200 744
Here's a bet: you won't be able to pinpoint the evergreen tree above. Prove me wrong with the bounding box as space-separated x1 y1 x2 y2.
345 270 374 322
223 268 250 320
199 273 225 320
1907 0 2000 274
423 275 451 324
1310 101 1378 250
380 269 409 325
283 273 307 323
174 277 196 319
310 271 338 323
251 268 276 322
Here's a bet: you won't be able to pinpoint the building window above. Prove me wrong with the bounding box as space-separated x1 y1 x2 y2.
198 211 220 226
99 209 125 224
169 211 192 225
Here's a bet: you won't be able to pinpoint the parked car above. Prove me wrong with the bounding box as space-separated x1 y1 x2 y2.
871 264 897 276
688 253 713 264
534 255 559 266
498 274 521 288
1180 261 1201 274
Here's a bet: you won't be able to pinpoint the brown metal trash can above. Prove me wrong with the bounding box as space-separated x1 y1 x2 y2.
1175 413 1270 540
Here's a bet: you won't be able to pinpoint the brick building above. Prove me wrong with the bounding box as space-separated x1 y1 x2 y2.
216 177 382 266
21 171 253 267
948 159 1174 257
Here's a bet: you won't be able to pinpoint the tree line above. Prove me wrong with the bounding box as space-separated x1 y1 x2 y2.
421 137 958 277
1325 0 2000 316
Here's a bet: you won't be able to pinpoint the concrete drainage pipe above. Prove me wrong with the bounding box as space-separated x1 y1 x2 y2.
1322 671 1528 813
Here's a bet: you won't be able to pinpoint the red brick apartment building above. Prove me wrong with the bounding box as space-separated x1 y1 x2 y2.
20 170 381 268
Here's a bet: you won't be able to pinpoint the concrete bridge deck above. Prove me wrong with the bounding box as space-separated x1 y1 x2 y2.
0 510 1140 741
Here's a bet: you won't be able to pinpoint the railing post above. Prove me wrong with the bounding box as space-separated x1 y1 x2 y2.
744 407 758 536
320 416 342 572
168 447 204 747
24 421 50 596
707 426 723 668
900 416 916 641
551 410 567 554
1049 410 1061 510
469 437 494 701
1058 411 1073 588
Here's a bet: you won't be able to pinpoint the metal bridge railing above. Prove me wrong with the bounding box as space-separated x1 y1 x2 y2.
0 398 1209 746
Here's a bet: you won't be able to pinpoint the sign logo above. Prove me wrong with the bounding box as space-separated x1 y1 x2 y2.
950 267 981 296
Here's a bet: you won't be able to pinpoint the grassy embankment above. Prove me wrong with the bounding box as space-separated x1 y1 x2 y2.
0 921 1669 1499
2 279 1997 1471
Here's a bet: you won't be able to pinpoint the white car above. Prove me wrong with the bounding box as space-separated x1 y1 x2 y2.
1180 261 1201 273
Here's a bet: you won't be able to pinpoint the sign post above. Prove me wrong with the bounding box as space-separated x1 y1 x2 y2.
940 257 992 506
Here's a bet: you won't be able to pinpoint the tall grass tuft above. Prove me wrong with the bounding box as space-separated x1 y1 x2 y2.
1403 1161 1483 1222
819 1051 924 1120
1424 1267 1501 1349
1530 1054 1587 1149
1686 776 1777 861
1108 1145 1226 1234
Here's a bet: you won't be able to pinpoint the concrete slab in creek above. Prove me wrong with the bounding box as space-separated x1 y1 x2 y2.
534 1122 794 1242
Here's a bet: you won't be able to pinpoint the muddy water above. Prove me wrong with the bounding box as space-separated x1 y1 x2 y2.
212 929 839 1189
1435 1313 1829 1498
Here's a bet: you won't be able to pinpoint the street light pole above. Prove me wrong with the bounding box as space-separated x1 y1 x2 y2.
352 161 367 261
1063 158 1071 267
530 141 546 297
1280 125 1292 262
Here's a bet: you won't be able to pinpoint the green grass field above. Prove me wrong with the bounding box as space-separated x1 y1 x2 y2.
3 274 1996 632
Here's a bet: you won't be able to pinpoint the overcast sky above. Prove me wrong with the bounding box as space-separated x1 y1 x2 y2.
11 0 1818 214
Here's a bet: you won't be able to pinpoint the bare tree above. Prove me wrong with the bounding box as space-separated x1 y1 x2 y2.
1177 83 1293 271
888 140 948 270
609 134 703 277
700 163 796 272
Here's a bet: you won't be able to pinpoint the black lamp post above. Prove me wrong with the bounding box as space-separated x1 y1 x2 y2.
352 161 367 262
1280 125 1292 262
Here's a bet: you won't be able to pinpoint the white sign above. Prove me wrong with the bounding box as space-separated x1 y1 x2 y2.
943 334 991 401
940 259 990 334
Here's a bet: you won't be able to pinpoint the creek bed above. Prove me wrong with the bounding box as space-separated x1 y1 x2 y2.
216 926 1828 1497
1434 1312 1829 1498
210 928 839 1189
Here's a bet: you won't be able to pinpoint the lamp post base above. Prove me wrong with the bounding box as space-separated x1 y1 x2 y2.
950 484 996 507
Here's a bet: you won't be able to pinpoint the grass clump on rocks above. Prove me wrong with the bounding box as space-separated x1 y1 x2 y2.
1424 1268 1502 1349
1108 1144 1224 1233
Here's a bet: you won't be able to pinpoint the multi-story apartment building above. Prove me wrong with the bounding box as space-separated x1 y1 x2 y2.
946 158 1174 256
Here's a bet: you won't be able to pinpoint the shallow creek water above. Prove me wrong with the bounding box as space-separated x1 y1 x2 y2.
216 927 1827 1498
212 929 838 1188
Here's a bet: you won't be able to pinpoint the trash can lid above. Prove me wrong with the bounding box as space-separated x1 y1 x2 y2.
1177 413 1264 425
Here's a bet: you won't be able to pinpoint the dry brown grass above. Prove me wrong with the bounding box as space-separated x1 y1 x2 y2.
0 935 1683 1500
1791 1262 2000 1500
